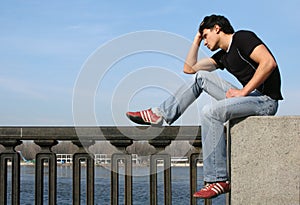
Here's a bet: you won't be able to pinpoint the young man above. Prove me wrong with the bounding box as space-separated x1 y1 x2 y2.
126 14 283 199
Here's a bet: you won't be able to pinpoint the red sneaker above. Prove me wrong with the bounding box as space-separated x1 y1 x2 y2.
193 181 230 199
126 108 163 125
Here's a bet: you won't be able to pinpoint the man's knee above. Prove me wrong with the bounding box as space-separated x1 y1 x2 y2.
201 104 213 119
194 70 211 91
201 103 227 122
195 70 211 81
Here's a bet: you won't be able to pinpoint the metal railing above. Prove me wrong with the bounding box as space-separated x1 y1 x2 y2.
0 126 221 205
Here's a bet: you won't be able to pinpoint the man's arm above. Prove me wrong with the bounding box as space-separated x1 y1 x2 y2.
183 32 217 74
226 44 277 98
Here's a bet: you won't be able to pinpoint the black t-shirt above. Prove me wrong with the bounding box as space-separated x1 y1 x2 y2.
211 30 283 100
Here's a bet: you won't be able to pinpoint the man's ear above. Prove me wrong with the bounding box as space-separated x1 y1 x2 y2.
214 25 221 34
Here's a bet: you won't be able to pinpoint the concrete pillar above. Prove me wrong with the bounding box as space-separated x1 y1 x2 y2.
230 116 300 205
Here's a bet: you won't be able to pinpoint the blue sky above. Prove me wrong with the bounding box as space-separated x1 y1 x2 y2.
0 1 299 126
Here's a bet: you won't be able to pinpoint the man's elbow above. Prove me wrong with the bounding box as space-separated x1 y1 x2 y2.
183 63 196 74
266 58 277 72
271 60 277 70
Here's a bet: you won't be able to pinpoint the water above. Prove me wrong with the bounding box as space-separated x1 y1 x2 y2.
7 166 225 205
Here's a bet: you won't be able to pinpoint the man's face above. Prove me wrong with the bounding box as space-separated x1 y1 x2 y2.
202 27 219 51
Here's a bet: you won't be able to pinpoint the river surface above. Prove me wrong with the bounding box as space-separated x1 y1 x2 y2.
7 165 225 205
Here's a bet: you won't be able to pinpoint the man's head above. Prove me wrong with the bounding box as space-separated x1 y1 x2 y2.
199 15 234 51
199 15 234 35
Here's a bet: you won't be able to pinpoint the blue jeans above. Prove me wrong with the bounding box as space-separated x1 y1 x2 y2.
159 71 278 182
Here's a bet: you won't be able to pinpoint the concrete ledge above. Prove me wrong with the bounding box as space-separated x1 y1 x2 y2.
230 116 300 205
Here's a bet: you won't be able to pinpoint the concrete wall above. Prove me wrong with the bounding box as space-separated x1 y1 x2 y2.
230 116 300 205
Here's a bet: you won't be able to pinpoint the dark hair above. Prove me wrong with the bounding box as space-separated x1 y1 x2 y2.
199 14 234 35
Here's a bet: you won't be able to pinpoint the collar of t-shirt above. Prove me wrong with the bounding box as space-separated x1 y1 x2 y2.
226 33 235 53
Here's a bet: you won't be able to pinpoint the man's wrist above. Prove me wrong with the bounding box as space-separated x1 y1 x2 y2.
241 87 251 96
192 42 200 47
192 39 201 47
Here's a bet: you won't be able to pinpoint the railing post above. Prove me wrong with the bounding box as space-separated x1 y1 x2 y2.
72 140 95 205
150 153 172 205
111 153 132 205
189 152 200 205
189 140 202 205
34 139 58 205
109 139 133 205
149 139 172 205
0 139 22 205
189 140 212 205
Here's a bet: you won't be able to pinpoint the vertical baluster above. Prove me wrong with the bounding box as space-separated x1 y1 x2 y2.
189 140 212 205
148 139 172 205
189 152 200 205
111 153 132 205
87 156 95 205
72 153 94 205
109 139 133 205
111 154 118 205
72 140 95 205
34 140 58 205
124 154 132 205
150 153 172 205
150 158 157 205
0 153 7 205
0 140 22 205
72 152 81 205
